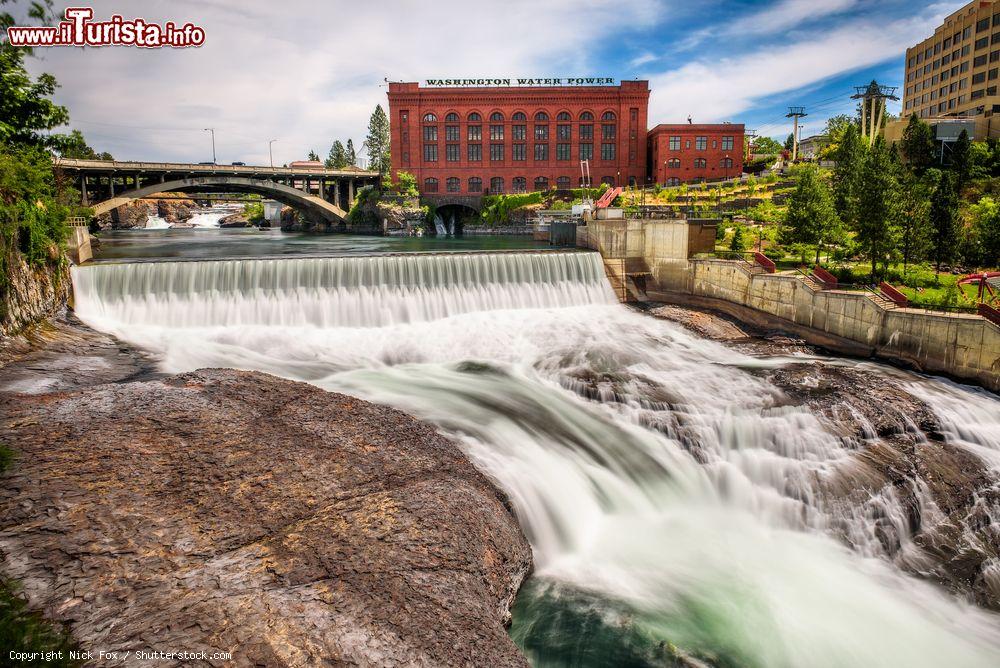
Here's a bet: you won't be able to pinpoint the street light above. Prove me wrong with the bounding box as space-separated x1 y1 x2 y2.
268 139 278 168
203 128 216 164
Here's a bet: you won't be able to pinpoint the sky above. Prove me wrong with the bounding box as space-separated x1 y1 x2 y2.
14 0 966 166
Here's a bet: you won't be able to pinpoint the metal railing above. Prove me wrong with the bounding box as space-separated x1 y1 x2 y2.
53 157 378 178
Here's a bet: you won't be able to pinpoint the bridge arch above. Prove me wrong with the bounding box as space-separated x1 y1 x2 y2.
89 175 348 223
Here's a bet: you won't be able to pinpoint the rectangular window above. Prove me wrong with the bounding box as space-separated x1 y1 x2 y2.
669 135 681 150
942 53 951 65
974 71 987 84
446 144 459 162
993 32 1000 45
534 144 549 161
975 54 988 67
695 136 707 150
945 37 953 48
512 125 526 140
579 124 593 140
556 143 571 161
721 136 734 151
990 68 998 80
992 50 1000 62
445 125 459 141
423 126 437 141
579 143 593 161
977 37 989 50
490 125 504 141
490 143 504 161
601 143 616 161
961 61 970 72
601 124 616 140
978 17 990 32
557 124 571 140
964 26 973 40
534 125 549 141
423 144 438 162
972 89 985 100
467 144 482 161
989 85 998 95
962 44 971 56
995 13 1000 27
512 143 526 161
468 125 482 141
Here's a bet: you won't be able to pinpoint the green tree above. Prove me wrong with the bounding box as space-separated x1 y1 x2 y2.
751 136 783 156
730 224 748 252
307 149 320 162
325 140 347 169
951 129 972 185
855 138 901 281
365 105 391 176
782 166 840 264
784 133 795 152
345 138 357 166
832 124 864 229
929 171 960 272
970 196 1000 267
52 129 112 160
899 113 936 172
392 171 418 197
897 169 936 273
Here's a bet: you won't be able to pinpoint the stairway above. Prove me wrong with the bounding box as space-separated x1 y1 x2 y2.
594 186 624 209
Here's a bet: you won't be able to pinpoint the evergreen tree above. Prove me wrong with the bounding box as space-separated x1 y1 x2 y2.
325 140 347 169
832 124 864 229
784 133 795 151
307 149 320 162
897 169 936 273
900 113 936 172
951 129 972 186
782 166 840 264
365 105 391 176
855 138 901 281
345 139 357 166
929 171 960 272
730 224 748 252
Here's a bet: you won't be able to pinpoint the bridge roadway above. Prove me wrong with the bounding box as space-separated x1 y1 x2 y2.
54 158 380 224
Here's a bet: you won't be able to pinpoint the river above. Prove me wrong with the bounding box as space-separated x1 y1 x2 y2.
70 251 1000 667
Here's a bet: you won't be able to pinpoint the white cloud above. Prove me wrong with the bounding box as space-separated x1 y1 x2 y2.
26 0 664 164
677 0 861 50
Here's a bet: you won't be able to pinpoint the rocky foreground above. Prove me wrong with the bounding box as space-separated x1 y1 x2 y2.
0 321 532 666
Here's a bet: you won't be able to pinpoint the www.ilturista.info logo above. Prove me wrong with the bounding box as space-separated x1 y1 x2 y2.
6 7 205 48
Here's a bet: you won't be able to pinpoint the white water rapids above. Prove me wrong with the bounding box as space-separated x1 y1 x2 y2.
71 252 1000 667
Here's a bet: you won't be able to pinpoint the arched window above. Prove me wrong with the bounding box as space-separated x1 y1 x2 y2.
534 176 549 191
468 112 481 121
490 176 504 194
556 176 571 189
512 176 527 193
422 113 437 122
424 177 439 193
578 176 590 187
667 177 681 186
446 177 460 192
468 177 483 193
721 157 734 169
556 111 571 121
667 158 681 169
694 158 707 168
512 111 527 121
601 111 617 120
445 112 459 122
489 112 504 121
628 176 637 187
601 176 615 186
534 111 549 121
579 111 594 120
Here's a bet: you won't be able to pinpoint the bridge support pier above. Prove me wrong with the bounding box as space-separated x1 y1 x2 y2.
348 179 355 209
80 175 89 206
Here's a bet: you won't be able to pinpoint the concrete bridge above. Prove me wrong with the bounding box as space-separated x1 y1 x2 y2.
54 158 380 224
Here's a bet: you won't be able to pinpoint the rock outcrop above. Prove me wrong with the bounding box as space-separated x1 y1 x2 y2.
219 212 250 227
0 249 69 337
93 199 156 230
0 364 532 666
156 195 198 224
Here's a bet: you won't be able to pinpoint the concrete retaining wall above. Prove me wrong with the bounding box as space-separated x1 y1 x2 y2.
675 259 1000 392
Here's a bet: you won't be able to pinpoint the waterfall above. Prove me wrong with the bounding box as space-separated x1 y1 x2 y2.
448 213 455 236
434 214 446 236
144 214 170 230
70 251 1000 666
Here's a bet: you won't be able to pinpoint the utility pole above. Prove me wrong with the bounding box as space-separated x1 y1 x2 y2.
785 108 807 162
269 139 278 168
203 128 216 164
852 80 899 148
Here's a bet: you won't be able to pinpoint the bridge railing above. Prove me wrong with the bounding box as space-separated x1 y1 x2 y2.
53 157 379 179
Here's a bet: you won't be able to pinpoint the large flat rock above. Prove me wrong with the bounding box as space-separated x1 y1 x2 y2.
0 368 532 666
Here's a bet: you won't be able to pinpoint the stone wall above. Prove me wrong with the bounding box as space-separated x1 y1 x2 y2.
663 259 1000 392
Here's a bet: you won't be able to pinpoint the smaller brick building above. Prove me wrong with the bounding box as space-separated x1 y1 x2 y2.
648 123 745 185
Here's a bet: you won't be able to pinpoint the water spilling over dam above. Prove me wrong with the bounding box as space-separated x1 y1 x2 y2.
71 251 1000 666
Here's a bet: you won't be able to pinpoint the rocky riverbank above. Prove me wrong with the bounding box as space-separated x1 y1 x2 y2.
92 194 201 230
0 317 533 666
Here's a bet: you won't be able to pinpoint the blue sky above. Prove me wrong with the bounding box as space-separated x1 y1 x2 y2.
18 0 964 164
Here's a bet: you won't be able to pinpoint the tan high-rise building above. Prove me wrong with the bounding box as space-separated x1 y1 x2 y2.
902 0 1000 131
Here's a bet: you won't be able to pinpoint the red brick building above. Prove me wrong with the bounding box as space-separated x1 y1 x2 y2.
648 123 745 185
386 80 650 197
